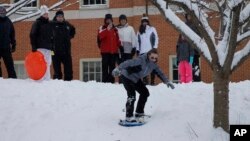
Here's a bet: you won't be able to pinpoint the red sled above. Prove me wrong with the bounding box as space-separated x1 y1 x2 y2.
25 51 46 80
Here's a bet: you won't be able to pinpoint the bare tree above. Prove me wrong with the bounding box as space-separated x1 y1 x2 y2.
149 0 250 133
0 0 79 23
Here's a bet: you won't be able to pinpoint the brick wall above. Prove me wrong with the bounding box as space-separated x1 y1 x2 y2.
1 0 249 82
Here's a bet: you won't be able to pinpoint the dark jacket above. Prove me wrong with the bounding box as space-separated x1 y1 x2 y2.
118 54 169 83
51 20 75 54
30 16 53 50
176 40 194 62
0 17 16 49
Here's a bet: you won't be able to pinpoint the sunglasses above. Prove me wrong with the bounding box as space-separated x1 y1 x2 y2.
150 56 158 60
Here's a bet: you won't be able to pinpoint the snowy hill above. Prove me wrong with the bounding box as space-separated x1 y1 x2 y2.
0 78 250 141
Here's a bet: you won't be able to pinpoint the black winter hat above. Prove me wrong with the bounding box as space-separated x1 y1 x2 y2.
105 14 113 20
119 14 127 21
55 10 64 17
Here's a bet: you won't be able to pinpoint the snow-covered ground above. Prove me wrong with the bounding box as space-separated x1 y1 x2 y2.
0 78 250 141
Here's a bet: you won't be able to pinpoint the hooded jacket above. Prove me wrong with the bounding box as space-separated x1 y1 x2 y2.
136 25 158 55
176 40 194 62
116 23 137 54
118 54 169 83
30 16 53 50
97 24 121 54
51 17 75 54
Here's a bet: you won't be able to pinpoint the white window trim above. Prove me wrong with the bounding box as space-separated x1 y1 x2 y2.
11 0 39 9
169 55 177 82
79 58 102 81
80 0 109 10
14 60 27 79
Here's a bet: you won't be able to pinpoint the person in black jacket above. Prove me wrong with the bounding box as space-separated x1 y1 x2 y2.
0 6 17 78
51 10 75 81
30 5 53 80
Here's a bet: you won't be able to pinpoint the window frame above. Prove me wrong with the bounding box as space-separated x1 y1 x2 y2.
14 60 28 79
169 55 179 83
80 0 109 9
11 0 39 9
79 58 102 82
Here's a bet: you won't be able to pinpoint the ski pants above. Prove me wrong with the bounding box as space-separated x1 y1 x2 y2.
101 53 118 83
121 75 150 118
178 60 192 83
52 54 73 81
0 48 17 78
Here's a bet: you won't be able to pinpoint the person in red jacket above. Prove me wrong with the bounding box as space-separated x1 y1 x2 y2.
97 14 121 83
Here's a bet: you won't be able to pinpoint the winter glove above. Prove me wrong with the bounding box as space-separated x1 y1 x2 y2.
131 48 136 56
112 68 121 77
136 50 140 56
11 44 16 53
119 46 124 53
189 56 194 65
166 81 175 89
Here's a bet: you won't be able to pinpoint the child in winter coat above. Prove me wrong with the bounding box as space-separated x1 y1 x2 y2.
176 34 194 83
112 48 175 122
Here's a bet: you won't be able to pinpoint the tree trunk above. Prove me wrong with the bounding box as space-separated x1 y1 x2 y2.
213 69 230 133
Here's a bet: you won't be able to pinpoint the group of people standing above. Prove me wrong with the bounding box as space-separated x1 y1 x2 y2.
97 13 159 85
30 5 75 81
0 5 75 81
0 5 200 84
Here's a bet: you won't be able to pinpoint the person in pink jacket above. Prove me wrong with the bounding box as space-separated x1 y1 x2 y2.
176 34 194 83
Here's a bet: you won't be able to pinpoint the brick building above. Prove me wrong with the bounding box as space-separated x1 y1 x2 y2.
1 0 250 83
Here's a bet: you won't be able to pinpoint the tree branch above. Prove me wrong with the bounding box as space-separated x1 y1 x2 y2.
237 30 250 43
11 0 69 23
223 3 242 73
231 40 250 72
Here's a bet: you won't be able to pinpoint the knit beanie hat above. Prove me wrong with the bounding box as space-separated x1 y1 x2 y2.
105 14 113 21
55 10 64 17
40 5 49 16
119 14 127 21
141 13 149 23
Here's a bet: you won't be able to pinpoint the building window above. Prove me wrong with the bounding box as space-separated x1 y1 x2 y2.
169 55 179 83
13 0 38 7
14 61 28 79
80 59 102 82
81 0 108 9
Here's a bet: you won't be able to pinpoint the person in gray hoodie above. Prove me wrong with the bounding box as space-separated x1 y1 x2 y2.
112 48 175 122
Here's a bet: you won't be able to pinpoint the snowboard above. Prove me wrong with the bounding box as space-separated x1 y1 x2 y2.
118 115 151 127
119 119 145 127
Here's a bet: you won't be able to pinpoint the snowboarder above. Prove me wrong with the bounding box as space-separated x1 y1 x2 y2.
0 6 17 78
112 48 175 122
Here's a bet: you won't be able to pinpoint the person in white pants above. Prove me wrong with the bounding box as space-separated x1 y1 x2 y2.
30 5 53 81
